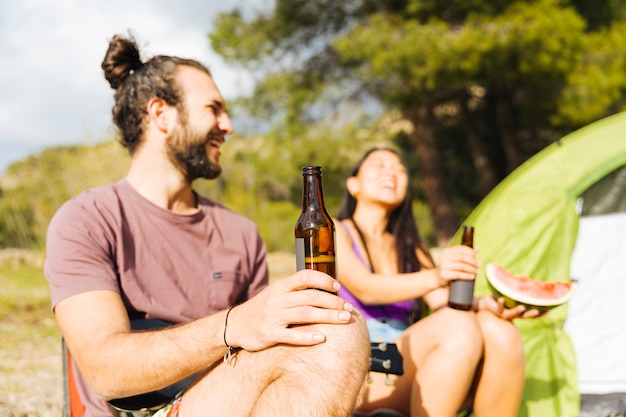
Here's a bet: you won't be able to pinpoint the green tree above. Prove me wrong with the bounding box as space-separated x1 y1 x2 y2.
0 141 129 249
210 0 626 245
0 124 400 252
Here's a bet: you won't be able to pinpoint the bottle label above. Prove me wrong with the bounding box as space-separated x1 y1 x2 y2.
448 280 475 310
295 237 306 271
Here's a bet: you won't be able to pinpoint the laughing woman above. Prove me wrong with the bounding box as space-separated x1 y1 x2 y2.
336 147 538 417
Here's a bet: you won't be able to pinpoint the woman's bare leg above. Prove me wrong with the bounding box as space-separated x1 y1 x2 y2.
359 308 484 417
472 311 525 417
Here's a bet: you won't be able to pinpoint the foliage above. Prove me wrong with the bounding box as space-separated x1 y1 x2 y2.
210 0 626 244
0 141 129 249
556 21 626 125
194 113 434 250
0 111 440 253
3 0 626 250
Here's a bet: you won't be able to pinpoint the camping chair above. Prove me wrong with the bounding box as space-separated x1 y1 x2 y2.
61 339 472 417
61 323 431 417
62 338 84 417
62 319 196 417
62 338 406 416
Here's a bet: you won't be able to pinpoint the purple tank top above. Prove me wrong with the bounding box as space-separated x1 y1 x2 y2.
338 221 418 324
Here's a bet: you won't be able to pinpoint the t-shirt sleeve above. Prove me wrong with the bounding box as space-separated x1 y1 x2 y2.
245 230 269 300
44 195 120 310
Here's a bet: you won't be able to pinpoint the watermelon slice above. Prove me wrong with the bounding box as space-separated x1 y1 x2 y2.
485 263 576 312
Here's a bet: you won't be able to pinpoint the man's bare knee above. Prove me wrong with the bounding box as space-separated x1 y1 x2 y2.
179 314 370 417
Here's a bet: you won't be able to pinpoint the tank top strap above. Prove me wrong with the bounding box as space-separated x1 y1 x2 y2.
338 220 372 271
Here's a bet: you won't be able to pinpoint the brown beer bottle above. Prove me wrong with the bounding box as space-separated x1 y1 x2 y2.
447 225 475 311
294 166 337 292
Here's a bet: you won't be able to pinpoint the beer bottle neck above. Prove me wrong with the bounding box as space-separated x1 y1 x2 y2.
301 170 325 211
461 226 474 247
296 166 335 237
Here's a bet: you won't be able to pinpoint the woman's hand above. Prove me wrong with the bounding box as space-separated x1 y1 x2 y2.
477 296 544 320
435 245 480 287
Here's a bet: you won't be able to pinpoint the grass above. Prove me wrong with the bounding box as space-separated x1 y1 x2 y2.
0 259 57 346
0 250 295 416
0 252 63 416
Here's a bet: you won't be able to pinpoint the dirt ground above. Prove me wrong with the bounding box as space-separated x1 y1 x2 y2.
1 310 63 417
0 252 295 417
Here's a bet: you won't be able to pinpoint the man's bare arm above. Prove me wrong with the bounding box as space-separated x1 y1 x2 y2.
56 270 353 401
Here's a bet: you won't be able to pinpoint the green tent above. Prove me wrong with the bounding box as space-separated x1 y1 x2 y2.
457 111 626 417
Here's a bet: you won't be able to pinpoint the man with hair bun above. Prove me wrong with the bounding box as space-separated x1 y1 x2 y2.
45 33 370 417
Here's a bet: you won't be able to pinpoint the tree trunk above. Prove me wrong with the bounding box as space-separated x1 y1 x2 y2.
407 104 458 247
459 94 499 194
493 85 521 172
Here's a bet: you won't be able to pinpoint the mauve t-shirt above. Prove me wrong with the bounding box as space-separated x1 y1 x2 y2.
44 179 268 416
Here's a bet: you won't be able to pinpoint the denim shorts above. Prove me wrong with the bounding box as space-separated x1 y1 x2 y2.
366 318 408 343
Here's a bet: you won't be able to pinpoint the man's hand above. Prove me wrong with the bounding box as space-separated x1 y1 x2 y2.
224 270 355 352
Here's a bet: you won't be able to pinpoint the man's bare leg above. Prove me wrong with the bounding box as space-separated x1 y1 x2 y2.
179 311 370 417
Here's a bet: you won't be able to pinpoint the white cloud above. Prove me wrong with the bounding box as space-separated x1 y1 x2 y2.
0 0 266 175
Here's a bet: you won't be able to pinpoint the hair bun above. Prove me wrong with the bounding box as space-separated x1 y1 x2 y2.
101 34 144 90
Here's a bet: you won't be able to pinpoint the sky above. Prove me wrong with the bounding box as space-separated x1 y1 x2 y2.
0 0 270 176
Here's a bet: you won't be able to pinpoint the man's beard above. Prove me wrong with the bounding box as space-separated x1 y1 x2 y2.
166 124 222 182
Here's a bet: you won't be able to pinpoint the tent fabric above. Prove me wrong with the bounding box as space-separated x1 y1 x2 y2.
565 165 626 396
565 212 626 394
578 165 626 216
579 393 626 417
455 111 626 417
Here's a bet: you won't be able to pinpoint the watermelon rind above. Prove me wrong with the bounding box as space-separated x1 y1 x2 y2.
485 263 576 312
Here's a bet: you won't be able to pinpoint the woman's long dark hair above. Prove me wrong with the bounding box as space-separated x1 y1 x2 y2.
337 147 434 272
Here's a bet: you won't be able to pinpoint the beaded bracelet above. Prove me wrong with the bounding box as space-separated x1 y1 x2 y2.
223 305 242 365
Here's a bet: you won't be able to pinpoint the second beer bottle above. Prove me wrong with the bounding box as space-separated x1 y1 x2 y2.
294 166 337 293
447 225 475 310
